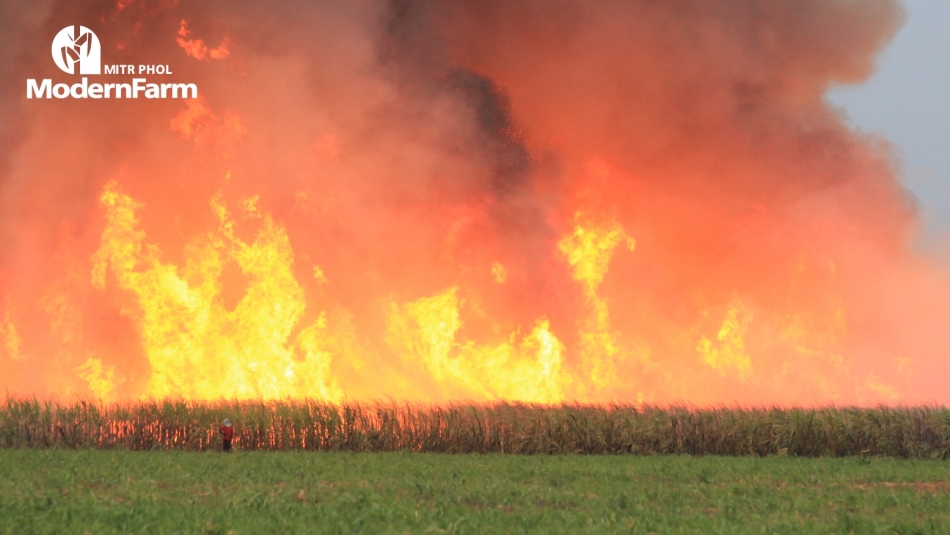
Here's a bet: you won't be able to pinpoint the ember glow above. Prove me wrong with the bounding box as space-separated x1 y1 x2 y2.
2 0 948 405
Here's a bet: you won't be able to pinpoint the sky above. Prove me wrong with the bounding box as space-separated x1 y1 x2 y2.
827 0 950 240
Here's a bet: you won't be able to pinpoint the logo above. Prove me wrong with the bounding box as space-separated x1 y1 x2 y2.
28 24 197 100
51 25 101 75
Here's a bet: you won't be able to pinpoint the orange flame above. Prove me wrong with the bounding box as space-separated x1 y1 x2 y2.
2 0 945 406
176 20 230 61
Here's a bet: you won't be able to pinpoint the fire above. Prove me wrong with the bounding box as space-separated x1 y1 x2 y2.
0 307 23 362
91 182 342 400
387 288 566 403
88 183 574 402
176 21 229 61
557 217 635 392
75 357 119 401
696 300 752 379
3 0 946 405
169 98 244 151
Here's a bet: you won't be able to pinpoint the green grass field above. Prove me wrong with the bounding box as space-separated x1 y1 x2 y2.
1 451 949 534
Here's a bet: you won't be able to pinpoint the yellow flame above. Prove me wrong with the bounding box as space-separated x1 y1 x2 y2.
490 262 508 283
865 374 900 403
697 299 752 378
557 217 635 391
387 288 566 402
0 307 23 361
75 357 119 401
313 266 329 285
91 181 342 401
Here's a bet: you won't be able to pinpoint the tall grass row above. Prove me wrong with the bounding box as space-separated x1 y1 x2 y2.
2 399 950 457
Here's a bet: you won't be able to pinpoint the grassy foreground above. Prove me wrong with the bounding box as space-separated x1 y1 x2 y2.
5 399 950 457
1 451 949 534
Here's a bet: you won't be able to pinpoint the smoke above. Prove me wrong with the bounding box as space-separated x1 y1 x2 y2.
2 0 946 405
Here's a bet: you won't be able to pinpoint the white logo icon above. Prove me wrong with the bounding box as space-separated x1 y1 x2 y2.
51 25 101 75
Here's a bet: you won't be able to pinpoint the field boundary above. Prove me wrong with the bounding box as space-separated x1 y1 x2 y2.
3 399 950 457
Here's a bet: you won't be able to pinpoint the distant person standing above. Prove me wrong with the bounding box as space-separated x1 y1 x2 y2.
220 418 234 453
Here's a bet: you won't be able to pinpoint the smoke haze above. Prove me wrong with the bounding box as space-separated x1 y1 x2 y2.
2 0 946 405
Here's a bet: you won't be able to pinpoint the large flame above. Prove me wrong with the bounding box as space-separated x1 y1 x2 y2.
2 0 948 405
387 288 566 402
91 182 341 401
557 217 635 393
88 181 571 402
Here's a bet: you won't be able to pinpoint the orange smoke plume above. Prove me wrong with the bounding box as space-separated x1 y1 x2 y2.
2 0 946 406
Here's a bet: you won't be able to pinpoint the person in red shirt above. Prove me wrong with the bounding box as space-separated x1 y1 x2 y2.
220 418 234 452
